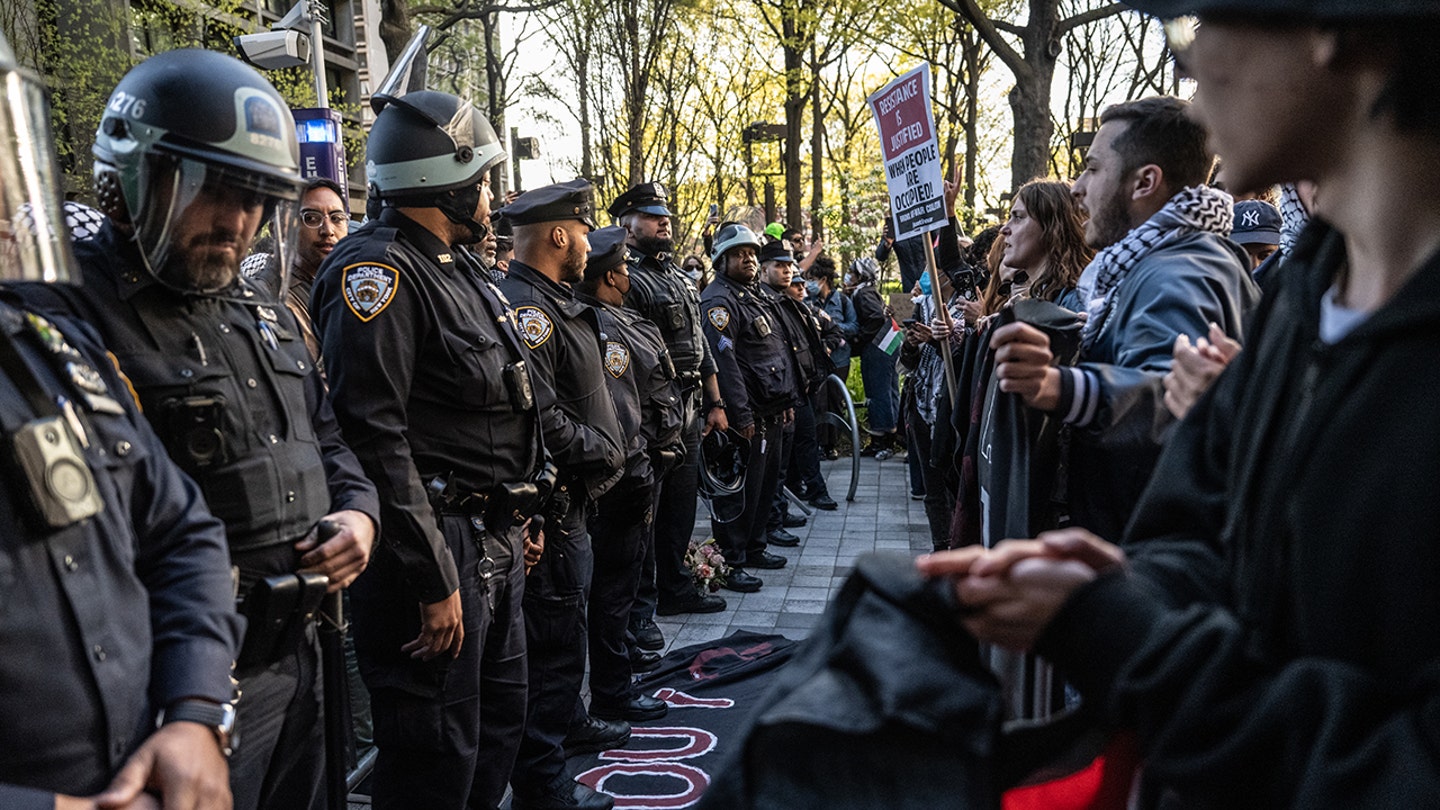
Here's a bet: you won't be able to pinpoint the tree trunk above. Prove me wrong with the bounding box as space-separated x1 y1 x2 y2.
962 28 981 226
809 41 824 241
781 0 805 228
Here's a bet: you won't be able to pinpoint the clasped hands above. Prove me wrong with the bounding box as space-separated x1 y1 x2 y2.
916 528 1126 651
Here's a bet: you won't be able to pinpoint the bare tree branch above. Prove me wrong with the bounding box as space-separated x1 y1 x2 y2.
938 0 1026 79
1058 1 1124 35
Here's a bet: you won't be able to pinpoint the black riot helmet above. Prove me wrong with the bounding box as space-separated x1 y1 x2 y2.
699 427 749 498
0 29 75 283
92 49 303 302
366 90 506 244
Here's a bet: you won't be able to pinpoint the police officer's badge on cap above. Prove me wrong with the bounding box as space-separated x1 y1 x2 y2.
498 178 597 229
342 261 401 322
606 182 672 219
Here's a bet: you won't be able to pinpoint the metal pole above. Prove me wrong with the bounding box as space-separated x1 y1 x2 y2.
308 0 329 108
510 126 522 193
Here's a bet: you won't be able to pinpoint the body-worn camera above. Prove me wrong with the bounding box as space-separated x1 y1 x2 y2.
503 360 534 413
160 395 228 468
11 416 104 529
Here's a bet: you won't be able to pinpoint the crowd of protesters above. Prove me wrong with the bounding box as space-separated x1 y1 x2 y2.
7 0 1440 807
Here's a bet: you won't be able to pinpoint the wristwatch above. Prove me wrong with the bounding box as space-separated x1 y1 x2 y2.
706 398 727 412
158 699 236 757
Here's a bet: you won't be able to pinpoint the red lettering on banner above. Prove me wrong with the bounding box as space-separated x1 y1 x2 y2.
653 688 733 709
600 727 717 761
577 762 709 809
686 641 775 680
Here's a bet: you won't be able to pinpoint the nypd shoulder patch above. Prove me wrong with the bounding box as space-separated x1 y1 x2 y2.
708 306 731 331
604 340 630 378
516 305 554 349
342 263 400 322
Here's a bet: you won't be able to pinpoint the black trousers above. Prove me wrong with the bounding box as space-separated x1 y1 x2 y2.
786 398 828 498
357 516 528 810
769 422 796 531
815 364 850 449
512 499 593 794
588 479 654 706
653 394 704 608
712 417 783 567
232 635 324 810
905 396 955 553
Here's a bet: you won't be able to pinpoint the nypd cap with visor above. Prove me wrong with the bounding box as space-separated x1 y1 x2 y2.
499 179 597 229
607 182 672 218
586 226 629 274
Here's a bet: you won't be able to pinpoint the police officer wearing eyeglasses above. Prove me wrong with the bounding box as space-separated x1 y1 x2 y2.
14 50 380 810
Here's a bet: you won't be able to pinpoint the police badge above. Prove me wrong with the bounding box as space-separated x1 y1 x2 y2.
604 340 630 378
342 263 400 322
708 306 730 331
516 306 554 349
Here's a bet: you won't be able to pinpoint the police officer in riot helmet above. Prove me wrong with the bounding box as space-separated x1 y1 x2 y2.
13 49 380 810
0 33 243 808
312 89 545 810
699 223 797 594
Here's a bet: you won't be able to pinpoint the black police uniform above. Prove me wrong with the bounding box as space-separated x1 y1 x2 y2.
576 284 685 716
699 272 798 571
615 186 718 615
16 224 380 810
758 278 829 533
500 254 626 798
311 207 539 810
0 298 241 807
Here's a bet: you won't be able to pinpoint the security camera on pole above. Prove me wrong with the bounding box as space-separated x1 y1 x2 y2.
235 0 348 196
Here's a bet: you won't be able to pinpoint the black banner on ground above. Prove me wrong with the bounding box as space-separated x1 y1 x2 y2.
571 631 798 809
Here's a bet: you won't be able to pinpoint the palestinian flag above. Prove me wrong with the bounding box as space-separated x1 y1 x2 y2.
876 318 904 355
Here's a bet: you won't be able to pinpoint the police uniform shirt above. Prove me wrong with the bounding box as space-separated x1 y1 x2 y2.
624 248 716 388
15 224 379 589
759 282 828 394
312 207 539 604
699 273 798 429
577 295 685 486
0 298 240 802
500 262 624 501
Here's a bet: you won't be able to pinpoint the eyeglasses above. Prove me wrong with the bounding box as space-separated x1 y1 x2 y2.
300 210 350 229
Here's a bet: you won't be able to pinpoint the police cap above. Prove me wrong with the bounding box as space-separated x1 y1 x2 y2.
499 179 597 229
586 226 629 274
607 182 672 218
757 240 796 265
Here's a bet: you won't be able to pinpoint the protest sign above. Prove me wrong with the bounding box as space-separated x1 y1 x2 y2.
868 64 947 242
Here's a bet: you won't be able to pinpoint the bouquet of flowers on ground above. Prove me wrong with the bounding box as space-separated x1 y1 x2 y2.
684 537 731 593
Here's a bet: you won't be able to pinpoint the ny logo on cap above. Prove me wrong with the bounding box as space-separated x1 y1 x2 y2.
1240 209 1261 228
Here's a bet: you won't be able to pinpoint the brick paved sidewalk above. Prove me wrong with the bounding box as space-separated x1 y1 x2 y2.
656 450 933 653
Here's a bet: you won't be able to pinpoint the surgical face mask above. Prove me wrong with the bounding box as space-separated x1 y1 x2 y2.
805 280 820 297
918 272 932 295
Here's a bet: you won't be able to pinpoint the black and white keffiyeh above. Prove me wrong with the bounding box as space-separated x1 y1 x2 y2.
1075 185 1233 349
1278 182 1311 257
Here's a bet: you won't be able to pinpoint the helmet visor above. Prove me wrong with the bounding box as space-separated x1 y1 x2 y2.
132 149 302 302
0 69 74 284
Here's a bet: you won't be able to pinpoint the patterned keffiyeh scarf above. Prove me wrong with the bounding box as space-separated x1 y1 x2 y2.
1076 185 1234 350
1278 182 1311 257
